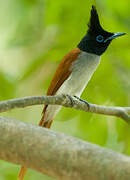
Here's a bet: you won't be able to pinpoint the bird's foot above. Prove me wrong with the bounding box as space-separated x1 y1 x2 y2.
74 96 90 110
66 94 75 106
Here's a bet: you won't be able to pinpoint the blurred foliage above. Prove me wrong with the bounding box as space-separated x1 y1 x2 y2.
0 0 129 179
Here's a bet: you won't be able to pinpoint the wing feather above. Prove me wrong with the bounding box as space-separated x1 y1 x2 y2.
47 48 81 96
39 48 81 126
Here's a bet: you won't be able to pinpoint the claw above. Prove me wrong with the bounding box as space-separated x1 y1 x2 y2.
66 94 75 106
74 96 90 110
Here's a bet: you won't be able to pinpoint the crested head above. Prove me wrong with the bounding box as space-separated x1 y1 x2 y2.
78 6 126 56
88 5 103 33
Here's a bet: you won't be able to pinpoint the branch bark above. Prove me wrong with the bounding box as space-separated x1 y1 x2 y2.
0 116 130 180
0 94 130 124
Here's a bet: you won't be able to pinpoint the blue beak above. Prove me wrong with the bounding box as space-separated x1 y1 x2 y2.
104 33 126 42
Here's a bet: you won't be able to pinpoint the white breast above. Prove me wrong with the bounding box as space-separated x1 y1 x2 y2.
44 52 100 123
57 52 101 97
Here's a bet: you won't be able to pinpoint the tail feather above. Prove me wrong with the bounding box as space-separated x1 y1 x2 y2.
39 111 53 128
18 105 52 180
18 167 27 180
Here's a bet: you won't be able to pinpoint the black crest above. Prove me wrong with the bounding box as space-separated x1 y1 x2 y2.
88 5 103 33
78 5 125 55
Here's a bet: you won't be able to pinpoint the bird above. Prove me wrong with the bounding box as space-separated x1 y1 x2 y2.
18 5 125 180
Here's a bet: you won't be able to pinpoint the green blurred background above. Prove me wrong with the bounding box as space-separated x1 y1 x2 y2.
0 0 129 179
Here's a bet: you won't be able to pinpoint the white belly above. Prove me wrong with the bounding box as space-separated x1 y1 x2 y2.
44 52 101 123
57 52 101 96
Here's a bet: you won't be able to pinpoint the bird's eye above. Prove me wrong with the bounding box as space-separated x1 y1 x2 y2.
96 35 104 43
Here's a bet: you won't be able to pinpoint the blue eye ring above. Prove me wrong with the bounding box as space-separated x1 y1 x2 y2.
96 35 104 43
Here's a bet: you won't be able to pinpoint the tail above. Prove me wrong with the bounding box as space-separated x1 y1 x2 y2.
18 167 28 180
18 105 52 180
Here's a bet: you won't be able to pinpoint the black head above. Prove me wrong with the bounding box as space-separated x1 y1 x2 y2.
78 6 126 56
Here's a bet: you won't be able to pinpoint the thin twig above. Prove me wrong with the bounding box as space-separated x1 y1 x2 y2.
0 94 129 124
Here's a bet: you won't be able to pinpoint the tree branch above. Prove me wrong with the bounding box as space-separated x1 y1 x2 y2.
0 94 130 124
0 116 130 180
